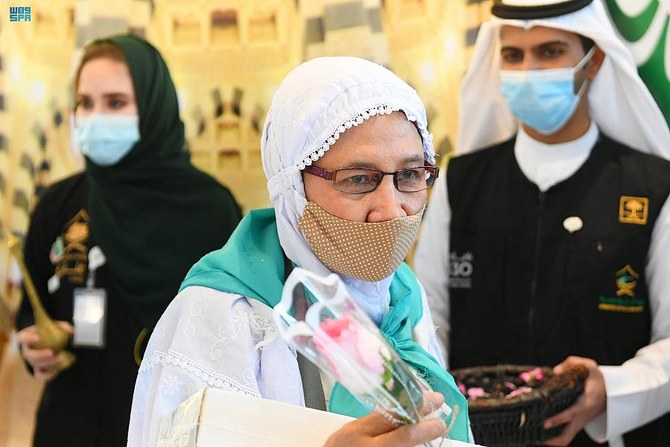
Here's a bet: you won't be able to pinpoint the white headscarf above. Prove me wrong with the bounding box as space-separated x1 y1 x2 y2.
261 56 435 280
457 0 670 159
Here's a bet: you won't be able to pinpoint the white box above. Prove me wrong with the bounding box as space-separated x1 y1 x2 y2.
156 388 352 447
156 388 484 447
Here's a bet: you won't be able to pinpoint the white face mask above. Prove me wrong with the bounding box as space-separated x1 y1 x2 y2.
298 201 424 282
75 114 140 166
499 47 595 135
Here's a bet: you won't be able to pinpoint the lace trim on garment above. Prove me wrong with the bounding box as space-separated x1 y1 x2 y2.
296 104 434 170
249 309 279 350
140 349 261 398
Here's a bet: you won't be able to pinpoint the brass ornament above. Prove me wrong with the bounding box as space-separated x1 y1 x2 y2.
4 232 75 371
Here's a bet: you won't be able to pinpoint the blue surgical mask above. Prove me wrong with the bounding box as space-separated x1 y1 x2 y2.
75 114 140 166
499 48 595 135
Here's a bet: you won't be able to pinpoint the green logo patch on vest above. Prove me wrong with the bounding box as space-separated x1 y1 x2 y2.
599 264 644 313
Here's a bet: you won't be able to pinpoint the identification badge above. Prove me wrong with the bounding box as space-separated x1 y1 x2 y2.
73 287 107 348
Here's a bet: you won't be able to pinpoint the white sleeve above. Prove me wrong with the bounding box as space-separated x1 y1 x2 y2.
585 195 670 442
126 286 303 447
413 174 451 365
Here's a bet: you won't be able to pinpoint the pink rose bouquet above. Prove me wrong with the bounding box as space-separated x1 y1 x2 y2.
273 267 456 431
313 313 391 396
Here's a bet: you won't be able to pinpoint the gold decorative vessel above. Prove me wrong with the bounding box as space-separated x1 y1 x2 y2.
4 232 75 371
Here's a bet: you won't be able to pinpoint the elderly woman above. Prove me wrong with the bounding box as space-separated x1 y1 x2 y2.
127 57 471 446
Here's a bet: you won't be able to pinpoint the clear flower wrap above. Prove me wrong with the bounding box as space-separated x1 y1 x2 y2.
273 267 459 444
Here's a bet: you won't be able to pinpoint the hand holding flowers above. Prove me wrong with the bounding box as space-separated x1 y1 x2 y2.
323 392 449 447
273 267 461 443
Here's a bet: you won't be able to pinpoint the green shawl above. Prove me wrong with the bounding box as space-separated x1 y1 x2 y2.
180 208 470 442
84 35 241 328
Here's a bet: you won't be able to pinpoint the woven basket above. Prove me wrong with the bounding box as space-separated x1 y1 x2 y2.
451 364 588 447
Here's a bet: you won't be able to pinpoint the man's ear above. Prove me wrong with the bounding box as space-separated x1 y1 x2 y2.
586 46 606 80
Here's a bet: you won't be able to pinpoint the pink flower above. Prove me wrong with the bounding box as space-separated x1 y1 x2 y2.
313 313 390 394
467 387 488 399
519 367 545 383
506 386 533 398
457 382 467 395
355 325 388 374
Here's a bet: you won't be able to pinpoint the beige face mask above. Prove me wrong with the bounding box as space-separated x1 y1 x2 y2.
298 201 424 282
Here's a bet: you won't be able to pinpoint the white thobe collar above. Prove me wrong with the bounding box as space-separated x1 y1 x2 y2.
514 122 599 192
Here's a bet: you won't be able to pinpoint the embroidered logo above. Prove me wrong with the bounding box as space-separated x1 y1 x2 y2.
615 264 638 297
598 264 644 313
448 251 473 289
619 196 648 225
55 209 90 285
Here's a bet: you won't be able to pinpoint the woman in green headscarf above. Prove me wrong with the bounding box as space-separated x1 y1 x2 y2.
128 57 472 446
16 35 242 447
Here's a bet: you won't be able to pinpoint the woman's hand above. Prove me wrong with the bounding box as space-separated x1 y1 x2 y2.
542 356 607 446
323 391 448 447
17 322 74 382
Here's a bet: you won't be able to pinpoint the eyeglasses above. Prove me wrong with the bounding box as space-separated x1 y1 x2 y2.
303 165 439 194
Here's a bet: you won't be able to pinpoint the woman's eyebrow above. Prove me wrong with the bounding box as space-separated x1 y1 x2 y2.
75 92 131 99
338 154 424 169
336 161 378 169
102 92 132 99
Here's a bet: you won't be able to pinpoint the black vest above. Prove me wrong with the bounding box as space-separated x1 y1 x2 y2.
447 135 670 446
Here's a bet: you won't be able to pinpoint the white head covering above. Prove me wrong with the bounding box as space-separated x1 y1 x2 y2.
457 0 670 159
261 56 435 277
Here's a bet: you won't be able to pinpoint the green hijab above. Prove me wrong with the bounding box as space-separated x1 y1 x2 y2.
83 35 241 328
180 209 471 442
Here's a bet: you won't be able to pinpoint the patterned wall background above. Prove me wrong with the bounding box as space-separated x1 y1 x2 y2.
1 0 667 247
0 0 492 230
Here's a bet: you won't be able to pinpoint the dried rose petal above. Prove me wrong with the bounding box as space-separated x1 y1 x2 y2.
467 387 488 399
458 382 467 395
506 386 533 398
